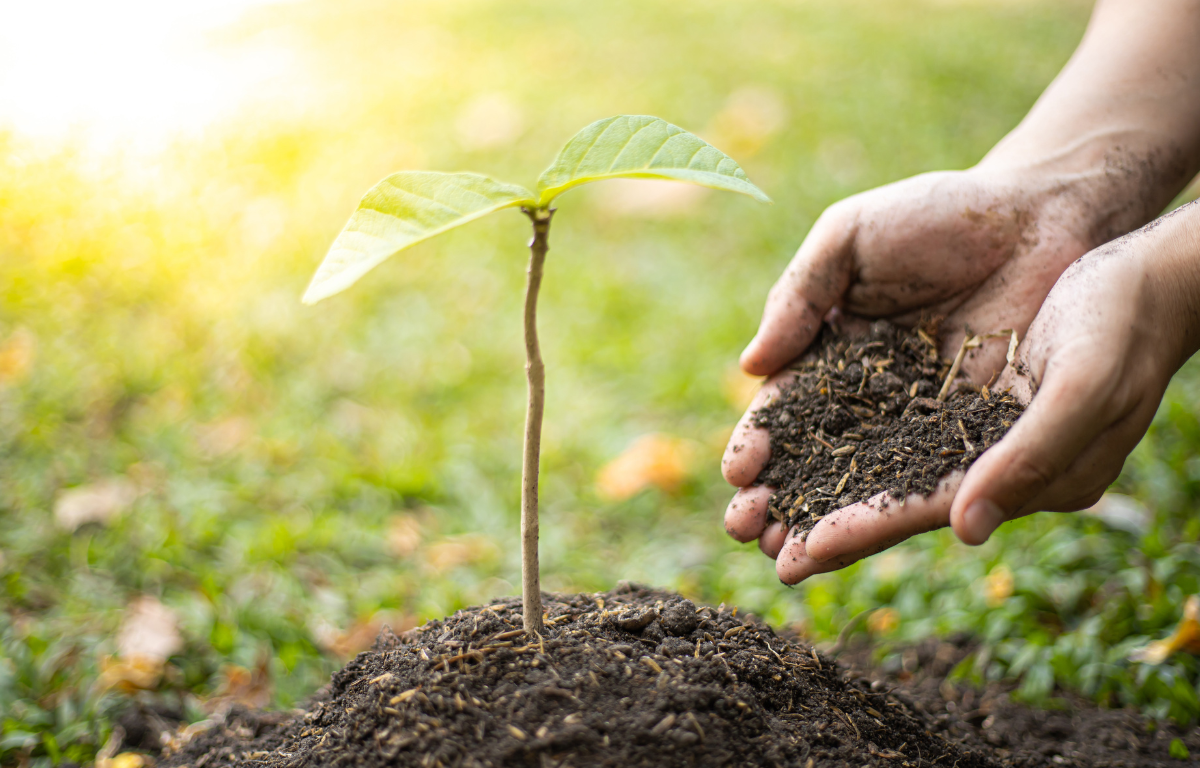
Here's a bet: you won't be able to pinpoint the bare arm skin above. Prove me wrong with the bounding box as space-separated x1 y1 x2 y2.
723 0 1200 584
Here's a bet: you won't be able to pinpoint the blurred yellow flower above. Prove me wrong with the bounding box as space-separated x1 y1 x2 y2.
984 565 1014 608
97 753 147 768
867 607 901 635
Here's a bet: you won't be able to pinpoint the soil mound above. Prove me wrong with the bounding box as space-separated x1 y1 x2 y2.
754 320 1024 535
162 584 994 768
838 637 1200 768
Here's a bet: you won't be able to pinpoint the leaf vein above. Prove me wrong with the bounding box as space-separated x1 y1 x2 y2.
604 120 655 173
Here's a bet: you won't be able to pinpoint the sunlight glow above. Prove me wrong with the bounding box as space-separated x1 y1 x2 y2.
0 0 299 151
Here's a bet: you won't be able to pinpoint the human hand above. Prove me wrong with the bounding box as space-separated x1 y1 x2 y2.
725 163 1114 490
722 165 1137 580
760 200 1200 583
945 200 1200 543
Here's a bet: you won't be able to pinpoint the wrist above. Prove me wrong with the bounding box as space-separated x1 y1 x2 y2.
1146 200 1200 368
973 130 1196 252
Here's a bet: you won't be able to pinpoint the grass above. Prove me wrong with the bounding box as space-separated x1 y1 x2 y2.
4 0 1200 764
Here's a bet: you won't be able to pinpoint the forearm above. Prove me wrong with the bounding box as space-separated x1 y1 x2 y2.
978 0 1200 242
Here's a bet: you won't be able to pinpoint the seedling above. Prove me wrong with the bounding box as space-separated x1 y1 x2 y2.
304 115 769 634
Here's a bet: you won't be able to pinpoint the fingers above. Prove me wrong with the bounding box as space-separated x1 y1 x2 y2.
776 526 912 585
722 373 796 487
775 529 846 584
724 486 773 543
950 363 1107 545
758 521 787 558
740 205 857 376
803 474 961 563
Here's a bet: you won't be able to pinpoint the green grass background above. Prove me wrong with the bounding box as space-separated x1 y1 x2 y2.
4 0 1200 764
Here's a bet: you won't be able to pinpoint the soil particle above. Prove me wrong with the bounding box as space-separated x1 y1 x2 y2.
754 320 1024 534
161 585 996 768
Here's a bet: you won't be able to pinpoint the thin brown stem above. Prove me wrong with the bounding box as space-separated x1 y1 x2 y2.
519 206 553 635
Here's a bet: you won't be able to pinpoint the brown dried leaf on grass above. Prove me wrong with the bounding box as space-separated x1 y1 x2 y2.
99 596 182 692
54 477 138 532
314 612 417 659
205 658 272 712
1131 595 1200 665
595 433 696 501
99 656 164 694
423 534 500 574
386 513 423 558
195 415 254 458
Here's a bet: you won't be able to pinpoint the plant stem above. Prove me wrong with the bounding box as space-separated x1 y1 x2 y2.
519 206 553 635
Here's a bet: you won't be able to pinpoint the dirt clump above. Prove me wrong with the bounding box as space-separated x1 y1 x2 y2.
754 320 1024 535
161 584 994 768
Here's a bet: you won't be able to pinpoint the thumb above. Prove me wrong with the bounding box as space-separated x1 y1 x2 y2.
740 204 857 376
950 369 1102 545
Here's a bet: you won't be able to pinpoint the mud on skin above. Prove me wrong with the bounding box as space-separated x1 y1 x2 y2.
161 585 996 768
754 320 1024 535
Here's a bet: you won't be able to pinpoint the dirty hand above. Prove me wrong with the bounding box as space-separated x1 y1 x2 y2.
722 165 1097 564
766 199 1200 583
947 200 1200 544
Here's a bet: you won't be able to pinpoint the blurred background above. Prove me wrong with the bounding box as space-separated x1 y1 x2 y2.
3 0 1200 764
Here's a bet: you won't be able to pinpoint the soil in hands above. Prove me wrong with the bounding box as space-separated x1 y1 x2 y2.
162 584 995 768
753 320 1024 536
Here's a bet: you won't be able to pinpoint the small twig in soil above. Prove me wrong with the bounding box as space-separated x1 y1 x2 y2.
937 334 980 402
808 431 836 451
957 419 975 454
833 706 860 740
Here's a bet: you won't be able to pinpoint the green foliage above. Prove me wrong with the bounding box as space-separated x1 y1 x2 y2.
534 115 771 206
304 116 766 306
302 172 533 304
1171 737 1190 759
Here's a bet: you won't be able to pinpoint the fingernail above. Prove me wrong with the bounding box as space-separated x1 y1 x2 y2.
963 498 1005 545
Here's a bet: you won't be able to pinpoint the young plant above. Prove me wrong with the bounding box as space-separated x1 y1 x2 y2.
303 115 769 634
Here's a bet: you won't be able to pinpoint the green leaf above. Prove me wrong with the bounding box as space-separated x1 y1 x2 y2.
535 115 771 207
303 172 534 304
1170 738 1190 759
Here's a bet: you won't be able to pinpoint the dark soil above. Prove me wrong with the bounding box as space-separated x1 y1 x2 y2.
160 584 996 768
754 320 1025 535
838 636 1200 768
155 586 1200 768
